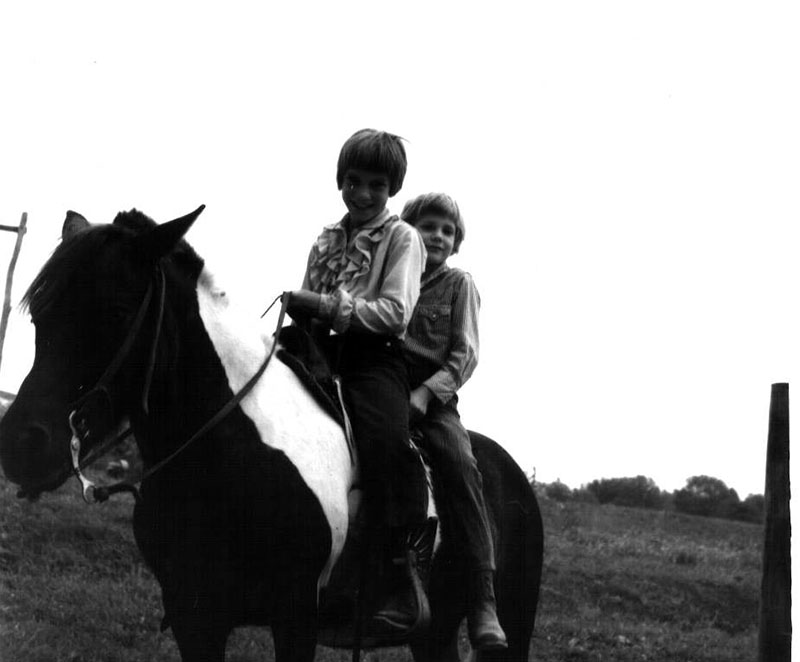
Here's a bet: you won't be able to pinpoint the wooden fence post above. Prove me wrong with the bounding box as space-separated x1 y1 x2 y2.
0 212 28 382
758 382 791 661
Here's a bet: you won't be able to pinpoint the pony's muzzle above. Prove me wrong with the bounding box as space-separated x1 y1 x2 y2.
1 421 69 498
3 423 51 481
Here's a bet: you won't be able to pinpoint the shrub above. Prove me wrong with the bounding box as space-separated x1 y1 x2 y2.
544 479 573 502
673 475 741 519
731 494 765 523
571 486 599 504
586 475 665 509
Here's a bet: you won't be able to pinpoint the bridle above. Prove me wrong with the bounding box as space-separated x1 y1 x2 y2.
67 261 287 504
16 265 162 501
67 262 164 502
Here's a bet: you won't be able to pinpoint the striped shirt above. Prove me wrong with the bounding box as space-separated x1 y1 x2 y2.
403 263 480 404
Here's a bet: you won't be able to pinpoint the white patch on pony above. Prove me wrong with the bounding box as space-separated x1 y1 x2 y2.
195 269 354 587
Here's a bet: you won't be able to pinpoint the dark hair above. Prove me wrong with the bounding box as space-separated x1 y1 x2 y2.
336 129 407 197
400 192 465 254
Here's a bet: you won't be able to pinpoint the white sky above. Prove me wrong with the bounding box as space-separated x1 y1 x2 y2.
0 1 797 499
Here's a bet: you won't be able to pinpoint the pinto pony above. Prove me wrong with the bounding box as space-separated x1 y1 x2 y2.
0 207 543 662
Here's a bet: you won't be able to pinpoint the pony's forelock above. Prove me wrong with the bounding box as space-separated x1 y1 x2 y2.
113 209 158 231
22 226 119 318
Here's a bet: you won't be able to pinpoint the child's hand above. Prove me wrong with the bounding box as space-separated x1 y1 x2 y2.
410 386 433 423
287 290 321 320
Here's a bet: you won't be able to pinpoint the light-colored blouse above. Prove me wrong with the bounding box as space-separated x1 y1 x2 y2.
302 208 426 339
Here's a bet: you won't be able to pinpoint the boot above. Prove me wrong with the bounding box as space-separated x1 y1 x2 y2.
467 570 508 650
371 568 417 630
370 520 436 633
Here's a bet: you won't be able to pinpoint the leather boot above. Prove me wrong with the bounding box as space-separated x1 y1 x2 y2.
371 573 417 630
371 520 436 633
467 570 508 650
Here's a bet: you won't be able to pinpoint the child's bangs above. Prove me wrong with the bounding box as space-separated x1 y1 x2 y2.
344 142 402 181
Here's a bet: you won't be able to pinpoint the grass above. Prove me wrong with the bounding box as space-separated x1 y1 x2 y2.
0 468 762 661
532 499 761 661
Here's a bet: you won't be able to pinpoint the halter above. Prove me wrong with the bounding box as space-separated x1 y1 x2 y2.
68 262 288 503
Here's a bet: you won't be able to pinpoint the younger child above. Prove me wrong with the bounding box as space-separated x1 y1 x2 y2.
400 192 507 650
287 129 430 630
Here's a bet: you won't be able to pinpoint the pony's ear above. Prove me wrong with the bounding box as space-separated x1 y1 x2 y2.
136 205 205 260
62 211 90 239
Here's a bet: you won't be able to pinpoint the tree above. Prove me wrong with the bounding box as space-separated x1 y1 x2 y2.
673 475 740 519
586 475 665 509
544 479 572 502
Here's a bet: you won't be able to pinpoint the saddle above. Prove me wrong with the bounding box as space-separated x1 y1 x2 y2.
275 325 347 429
275 325 438 647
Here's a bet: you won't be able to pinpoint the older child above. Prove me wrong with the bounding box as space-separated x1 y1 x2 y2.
287 129 430 630
400 192 507 650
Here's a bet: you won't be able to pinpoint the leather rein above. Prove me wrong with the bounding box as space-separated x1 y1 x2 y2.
68 263 287 504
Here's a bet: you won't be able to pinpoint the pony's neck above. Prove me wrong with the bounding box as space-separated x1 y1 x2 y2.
132 266 274 465
194 268 275 393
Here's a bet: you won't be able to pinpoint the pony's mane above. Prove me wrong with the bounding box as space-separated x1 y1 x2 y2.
113 208 157 232
23 209 202 320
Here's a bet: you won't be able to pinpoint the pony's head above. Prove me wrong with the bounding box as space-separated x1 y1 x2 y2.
0 206 204 497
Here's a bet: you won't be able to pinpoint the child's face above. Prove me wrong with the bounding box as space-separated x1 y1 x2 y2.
415 214 456 272
341 168 391 227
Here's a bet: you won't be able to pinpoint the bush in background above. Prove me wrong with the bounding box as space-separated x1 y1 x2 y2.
544 479 572 503
586 475 666 510
531 472 764 524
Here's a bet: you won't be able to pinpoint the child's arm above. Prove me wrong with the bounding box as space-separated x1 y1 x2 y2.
421 272 480 405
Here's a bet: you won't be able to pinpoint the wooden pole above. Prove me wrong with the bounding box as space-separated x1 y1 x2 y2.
0 212 28 381
758 382 791 662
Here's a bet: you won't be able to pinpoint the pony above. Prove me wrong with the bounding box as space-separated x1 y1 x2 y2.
0 206 543 662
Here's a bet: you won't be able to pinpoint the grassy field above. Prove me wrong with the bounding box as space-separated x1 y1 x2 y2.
0 469 761 662
534 498 760 661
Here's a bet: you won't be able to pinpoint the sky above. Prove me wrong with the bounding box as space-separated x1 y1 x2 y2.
0 1 797 500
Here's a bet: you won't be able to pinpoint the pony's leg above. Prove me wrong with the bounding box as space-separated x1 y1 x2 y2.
489 502 541 662
171 621 228 662
412 554 468 662
411 627 462 662
480 562 536 662
271 574 320 662
272 626 317 662
490 607 534 662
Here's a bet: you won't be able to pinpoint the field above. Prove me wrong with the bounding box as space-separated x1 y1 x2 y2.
0 470 761 662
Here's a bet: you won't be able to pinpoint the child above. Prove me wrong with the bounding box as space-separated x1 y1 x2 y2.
287 128 431 631
400 192 507 650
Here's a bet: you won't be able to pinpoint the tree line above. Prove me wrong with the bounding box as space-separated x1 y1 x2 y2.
534 474 765 524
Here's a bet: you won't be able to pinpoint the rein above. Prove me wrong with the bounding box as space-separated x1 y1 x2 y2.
69 275 289 504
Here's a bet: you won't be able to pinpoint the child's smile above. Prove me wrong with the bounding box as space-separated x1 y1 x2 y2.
341 168 391 227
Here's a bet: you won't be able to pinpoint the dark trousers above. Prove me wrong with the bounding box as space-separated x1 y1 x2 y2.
410 370 495 571
327 333 428 529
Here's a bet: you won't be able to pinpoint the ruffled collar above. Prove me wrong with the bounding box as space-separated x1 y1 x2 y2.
306 208 397 292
